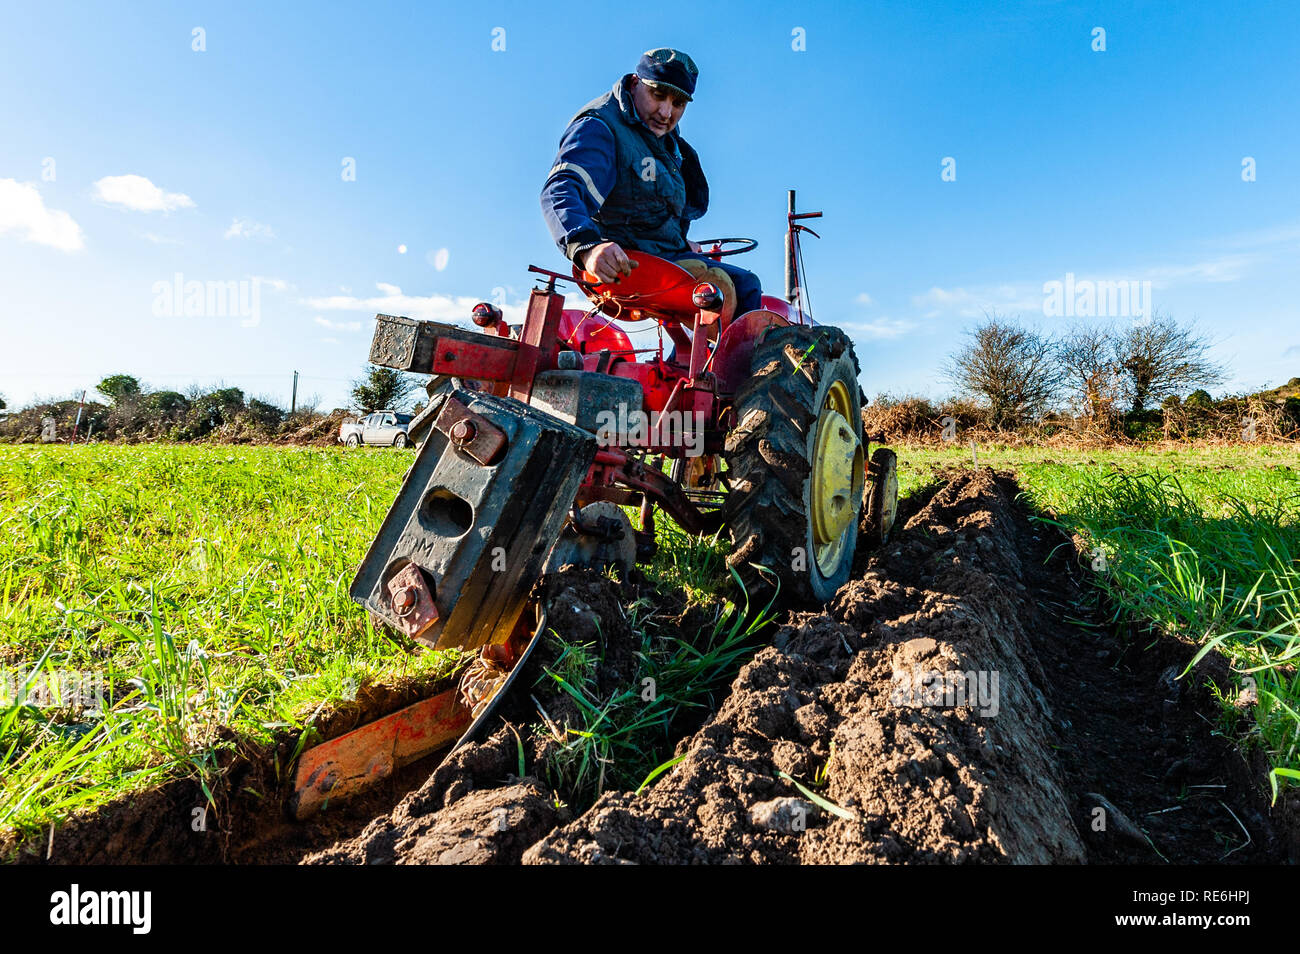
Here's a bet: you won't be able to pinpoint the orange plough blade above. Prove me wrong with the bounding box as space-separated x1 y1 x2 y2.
290 688 470 820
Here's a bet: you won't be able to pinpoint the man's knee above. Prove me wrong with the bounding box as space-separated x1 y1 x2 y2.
714 262 762 314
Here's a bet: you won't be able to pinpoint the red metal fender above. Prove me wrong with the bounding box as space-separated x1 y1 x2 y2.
710 309 791 396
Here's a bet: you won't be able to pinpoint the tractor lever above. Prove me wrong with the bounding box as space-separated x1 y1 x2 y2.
527 265 598 289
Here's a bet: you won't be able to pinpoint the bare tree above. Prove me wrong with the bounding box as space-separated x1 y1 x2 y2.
945 313 1063 429
1113 313 1224 412
1057 323 1123 422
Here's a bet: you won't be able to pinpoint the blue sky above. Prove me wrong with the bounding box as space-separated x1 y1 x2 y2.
2 0 1298 412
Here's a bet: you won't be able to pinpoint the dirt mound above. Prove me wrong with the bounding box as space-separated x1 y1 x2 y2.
280 409 351 446
525 470 1085 863
522 470 1293 864
301 729 565 865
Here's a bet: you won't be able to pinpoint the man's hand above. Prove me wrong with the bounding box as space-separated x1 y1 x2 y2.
582 242 636 284
688 239 702 253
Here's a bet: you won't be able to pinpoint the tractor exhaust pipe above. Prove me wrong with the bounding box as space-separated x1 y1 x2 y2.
785 189 797 305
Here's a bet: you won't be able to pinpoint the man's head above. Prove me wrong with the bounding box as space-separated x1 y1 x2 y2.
631 48 698 138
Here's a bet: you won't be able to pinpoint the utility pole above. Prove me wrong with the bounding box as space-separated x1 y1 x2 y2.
291 370 299 415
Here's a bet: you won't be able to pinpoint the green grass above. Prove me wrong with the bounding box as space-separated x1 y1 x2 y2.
0 444 460 837
899 441 1300 799
535 570 775 810
639 519 732 604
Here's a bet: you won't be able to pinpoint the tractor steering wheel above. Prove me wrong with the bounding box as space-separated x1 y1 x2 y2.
692 237 758 258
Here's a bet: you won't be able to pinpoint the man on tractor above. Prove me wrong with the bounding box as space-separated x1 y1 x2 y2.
540 47 763 325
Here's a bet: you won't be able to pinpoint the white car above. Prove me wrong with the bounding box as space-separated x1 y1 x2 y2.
339 410 414 448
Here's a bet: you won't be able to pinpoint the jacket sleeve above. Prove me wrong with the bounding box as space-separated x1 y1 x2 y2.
541 116 617 263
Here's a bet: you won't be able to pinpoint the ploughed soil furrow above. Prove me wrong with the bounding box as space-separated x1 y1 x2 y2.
9 468 1296 865
523 469 1294 864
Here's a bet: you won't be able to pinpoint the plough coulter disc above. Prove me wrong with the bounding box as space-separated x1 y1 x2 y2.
862 447 899 549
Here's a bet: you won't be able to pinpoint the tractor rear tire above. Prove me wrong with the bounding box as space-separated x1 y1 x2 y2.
722 324 865 602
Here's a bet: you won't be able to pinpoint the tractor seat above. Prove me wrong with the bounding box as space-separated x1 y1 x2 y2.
574 250 701 324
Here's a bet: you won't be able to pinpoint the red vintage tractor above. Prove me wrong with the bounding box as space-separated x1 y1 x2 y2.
289 192 898 816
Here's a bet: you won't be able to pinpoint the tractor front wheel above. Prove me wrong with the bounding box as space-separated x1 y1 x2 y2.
722 324 865 602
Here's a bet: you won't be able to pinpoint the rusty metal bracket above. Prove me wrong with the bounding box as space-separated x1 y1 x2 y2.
433 395 508 465
603 448 722 535
385 563 439 642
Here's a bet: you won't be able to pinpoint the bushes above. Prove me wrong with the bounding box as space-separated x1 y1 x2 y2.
866 386 1299 446
863 393 990 442
0 399 109 444
1162 394 1296 442
0 379 325 445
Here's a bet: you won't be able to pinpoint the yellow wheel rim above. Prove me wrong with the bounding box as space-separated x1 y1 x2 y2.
811 380 864 576
680 454 719 491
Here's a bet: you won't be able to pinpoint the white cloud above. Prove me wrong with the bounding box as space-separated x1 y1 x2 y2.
224 218 275 240
397 244 407 254
1140 255 1252 286
140 231 182 245
320 337 340 345
855 292 874 306
251 276 290 292
304 282 520 325
314 315 362 332
840 317 918 340
93 174 194 212
0 179 84 251
913 253 1253 325
1220 221 1300 250
426 248 450 271
911 283 1044 319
